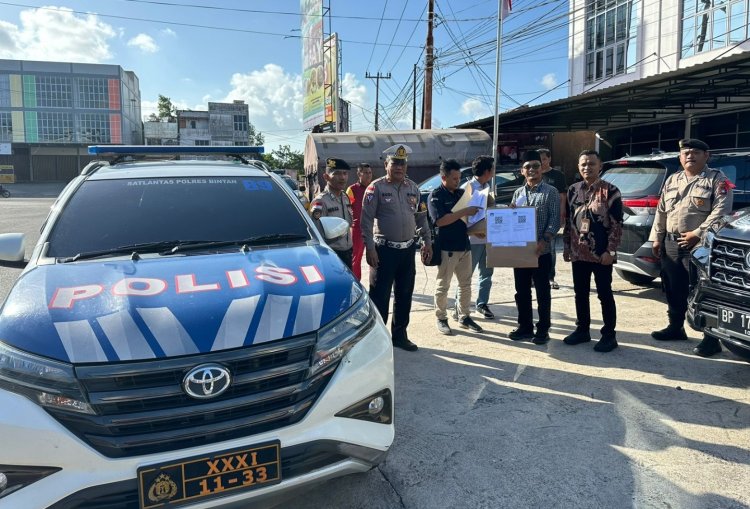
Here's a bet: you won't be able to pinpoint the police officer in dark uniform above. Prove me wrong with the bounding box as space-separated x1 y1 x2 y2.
649 138 733 357
310 158 354 268
360 144 432 351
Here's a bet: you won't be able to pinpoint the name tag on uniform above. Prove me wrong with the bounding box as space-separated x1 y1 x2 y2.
580 218 590 233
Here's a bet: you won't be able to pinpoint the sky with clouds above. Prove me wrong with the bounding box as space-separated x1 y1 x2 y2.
0 1 569 152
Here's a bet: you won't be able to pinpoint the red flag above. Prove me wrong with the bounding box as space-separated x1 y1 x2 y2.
502 0 512 19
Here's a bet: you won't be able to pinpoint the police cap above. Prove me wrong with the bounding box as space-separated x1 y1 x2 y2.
678 138 709 151
383 144 412 162
325 157 351 172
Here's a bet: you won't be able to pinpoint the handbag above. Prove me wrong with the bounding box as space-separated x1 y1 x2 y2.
423 233 442 266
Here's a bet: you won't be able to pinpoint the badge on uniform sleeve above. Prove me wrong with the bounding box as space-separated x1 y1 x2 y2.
694 198 705 207
409 196 417 206
311 201 323 220
419 202 427 212
721 180 736 195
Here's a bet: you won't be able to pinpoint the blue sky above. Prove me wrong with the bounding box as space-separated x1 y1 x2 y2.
0 0 571 152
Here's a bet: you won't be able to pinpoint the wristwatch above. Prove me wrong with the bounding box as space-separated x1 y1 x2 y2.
608 250 616 257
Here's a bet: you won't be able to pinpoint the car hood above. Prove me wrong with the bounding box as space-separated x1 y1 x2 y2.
716 208 750 242
0 246 358 363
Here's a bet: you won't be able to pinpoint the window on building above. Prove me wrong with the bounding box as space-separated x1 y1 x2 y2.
37 112 73 142
0 112 11 141
77 78 108 109
190 120 197 129
682 0 749 57
0 75 10 108
36 75 73 108
585 0 638 83
79 113 111 143
233 114 248 132
195 139 210 145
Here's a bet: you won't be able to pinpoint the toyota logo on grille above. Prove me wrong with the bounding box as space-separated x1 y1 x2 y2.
746 250 750 270
183 364 232 399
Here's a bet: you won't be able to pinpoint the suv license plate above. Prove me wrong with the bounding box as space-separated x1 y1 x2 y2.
718 307 750 338
138 441 281 509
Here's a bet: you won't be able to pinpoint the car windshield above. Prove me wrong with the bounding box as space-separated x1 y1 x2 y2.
46 176 311 258
601 165 667 196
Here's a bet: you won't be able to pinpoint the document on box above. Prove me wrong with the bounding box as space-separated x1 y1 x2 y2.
486 207 536 246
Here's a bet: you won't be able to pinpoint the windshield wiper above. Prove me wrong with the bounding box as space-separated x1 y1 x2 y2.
59 240 212 263
166 234 309 254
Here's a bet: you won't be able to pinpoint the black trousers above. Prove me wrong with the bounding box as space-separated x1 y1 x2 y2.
334 248 353 270
571 261 616 337
369 245 416 342
660 238 693 325
513 253 552 332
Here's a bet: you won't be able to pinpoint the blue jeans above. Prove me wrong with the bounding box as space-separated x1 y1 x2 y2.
470 243 494 307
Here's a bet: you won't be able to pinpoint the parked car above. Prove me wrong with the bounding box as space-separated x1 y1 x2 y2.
0 146 394 508
688 208 750 362
418 165 525 209
600 150 750 285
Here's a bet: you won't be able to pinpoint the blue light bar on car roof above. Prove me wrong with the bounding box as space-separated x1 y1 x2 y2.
87 145 264 156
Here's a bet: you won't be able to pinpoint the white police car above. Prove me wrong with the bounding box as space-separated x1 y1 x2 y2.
0 146 394 508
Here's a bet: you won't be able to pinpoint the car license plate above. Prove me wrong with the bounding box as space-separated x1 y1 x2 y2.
138 441 281 509
718 307 750 338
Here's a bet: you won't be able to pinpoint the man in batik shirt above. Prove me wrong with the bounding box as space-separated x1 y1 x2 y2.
563 150 623 352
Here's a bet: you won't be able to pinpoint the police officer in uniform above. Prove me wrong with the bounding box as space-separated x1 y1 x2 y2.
649 138 733 357
360 144 432 351
310 157 354 269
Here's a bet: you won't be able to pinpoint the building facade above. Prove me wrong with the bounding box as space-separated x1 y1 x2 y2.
570 0 750 153
177 101 250 146
0 59 142 146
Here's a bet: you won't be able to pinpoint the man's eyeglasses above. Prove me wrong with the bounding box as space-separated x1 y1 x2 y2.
522 163 541 170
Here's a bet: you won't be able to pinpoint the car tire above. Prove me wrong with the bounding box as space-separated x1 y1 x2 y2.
615 268 655 285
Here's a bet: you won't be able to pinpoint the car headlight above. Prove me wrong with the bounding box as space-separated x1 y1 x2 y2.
311 287 376 376
702 230 715 249
0 342 93 414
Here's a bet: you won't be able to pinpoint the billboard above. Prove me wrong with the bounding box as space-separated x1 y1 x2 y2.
301 0 325 129
324 33 338 125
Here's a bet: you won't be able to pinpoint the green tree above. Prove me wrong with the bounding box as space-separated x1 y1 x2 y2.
267 145 304 171
157 95 175 121
248 123 265 146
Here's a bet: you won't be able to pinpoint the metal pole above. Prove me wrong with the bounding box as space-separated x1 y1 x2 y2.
491 0 505 194
413 64 417 130
422 0 435 129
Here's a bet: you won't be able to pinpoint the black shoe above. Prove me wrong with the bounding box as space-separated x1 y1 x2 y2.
436 319 452 335
509 327 534 341
651 325 688 341
475 304 495 319
532 331 550 345
693 335 722 357
563 328 591 345
459 316 483 332
393 338 418 351
594 336 618 352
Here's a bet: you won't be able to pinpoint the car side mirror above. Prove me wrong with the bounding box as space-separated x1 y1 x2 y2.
0 233 26 263
319 217 349 240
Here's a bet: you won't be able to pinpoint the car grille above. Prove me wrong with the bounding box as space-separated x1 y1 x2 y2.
710 239 750 293
46 335 336 458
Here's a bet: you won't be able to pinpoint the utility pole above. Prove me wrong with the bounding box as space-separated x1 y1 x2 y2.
422 0 435 129
366 72 391 131
413 64 417 129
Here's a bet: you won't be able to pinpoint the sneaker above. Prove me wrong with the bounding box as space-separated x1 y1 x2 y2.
563 328 591 345
436 319 452 335
459 316 483 332
475 304 495 319
393 338 418 352
550 280 560 290
594 336 618 352
532 331 550 345
651 325 688 341
508 327 534 341
693 335 722 357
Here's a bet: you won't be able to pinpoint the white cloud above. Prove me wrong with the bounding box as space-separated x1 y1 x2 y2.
541 73 558 90
127 33 158 53
340 73 368 110
0 6 115 62
459 98 491 120
161 28 177 37
222 64 304 135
